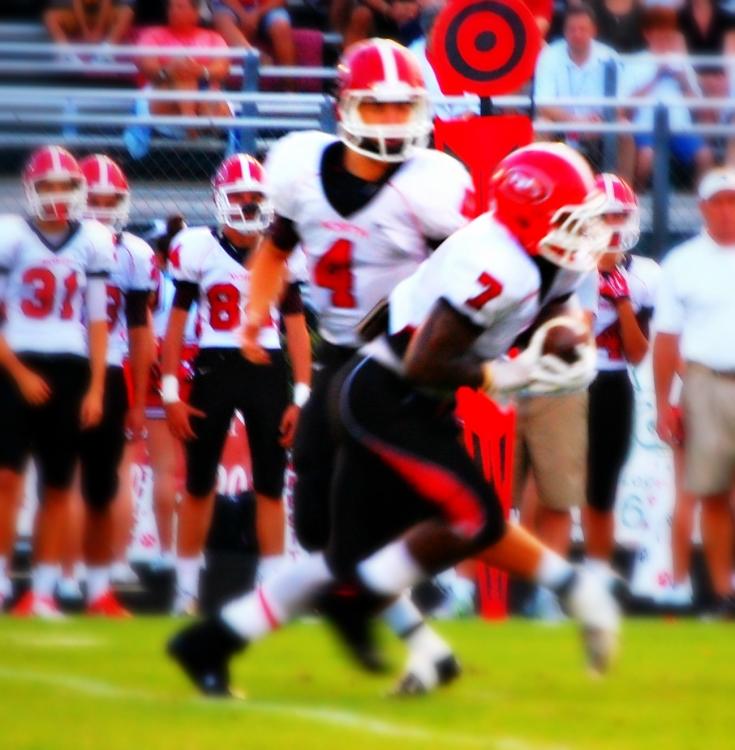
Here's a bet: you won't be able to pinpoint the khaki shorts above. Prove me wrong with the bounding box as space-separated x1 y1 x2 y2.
513 390 588 511
682 363 735 496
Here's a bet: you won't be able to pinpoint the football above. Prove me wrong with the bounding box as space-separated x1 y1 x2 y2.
541 320 588 364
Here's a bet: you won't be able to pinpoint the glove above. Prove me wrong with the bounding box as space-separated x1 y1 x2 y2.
599 267 630 303
481 320 549 395
526 343 597 394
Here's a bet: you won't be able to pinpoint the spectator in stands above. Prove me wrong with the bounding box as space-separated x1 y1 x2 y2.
210 0 297 69
534 5 635 179
330 0 422 50
653 167 735 615
136 0 231 126
44 0 135 48
677 0 735 56
592 0 646 52
620 6 714 189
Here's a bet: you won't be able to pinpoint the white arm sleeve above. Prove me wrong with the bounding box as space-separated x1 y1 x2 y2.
86 277 108 323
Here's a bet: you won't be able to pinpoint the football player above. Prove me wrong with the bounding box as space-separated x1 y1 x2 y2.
0 145 114 616
161 154 311 616
169 144 622 696
241 37 472 688
583 173 660 579
76 154 156 616
146 214 196 574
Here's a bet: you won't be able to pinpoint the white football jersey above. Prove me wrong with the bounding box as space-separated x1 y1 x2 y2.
388 214 588 362
105 231 157 367
595 255 660 371
0 215 114 356
265 130 474 347
168 226 289 350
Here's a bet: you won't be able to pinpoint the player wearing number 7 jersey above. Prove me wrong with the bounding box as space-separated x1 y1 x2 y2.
161 154 312 616
240 38 472 690
0 145 114 617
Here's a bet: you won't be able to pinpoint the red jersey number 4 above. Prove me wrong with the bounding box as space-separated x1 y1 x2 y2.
314 239 356 309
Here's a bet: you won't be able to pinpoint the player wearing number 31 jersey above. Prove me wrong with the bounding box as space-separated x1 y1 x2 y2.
0 145 114 617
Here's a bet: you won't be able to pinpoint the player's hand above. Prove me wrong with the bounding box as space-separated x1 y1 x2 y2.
527 345 597 394
124 405 147 441
165 400 205 441
599 267 630 304
279 404 301 448
15 366 51 406
81 388 104 429
241 322 271 365
656 402 683 446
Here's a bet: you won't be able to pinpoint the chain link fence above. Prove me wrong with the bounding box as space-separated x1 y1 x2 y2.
0 43 732 255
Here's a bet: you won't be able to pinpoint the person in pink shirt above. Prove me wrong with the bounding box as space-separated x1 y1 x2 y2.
136 0 231 123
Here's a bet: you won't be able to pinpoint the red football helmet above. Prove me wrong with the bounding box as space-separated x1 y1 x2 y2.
79 154 131 231
212 153 272 233
23 145 86 222
595 173 640 251
337 38 431 162
490 143 611 271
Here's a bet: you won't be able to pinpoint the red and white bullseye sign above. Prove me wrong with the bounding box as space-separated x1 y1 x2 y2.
429 0 541 97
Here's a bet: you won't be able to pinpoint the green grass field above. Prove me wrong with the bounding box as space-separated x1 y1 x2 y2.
0 617 732 750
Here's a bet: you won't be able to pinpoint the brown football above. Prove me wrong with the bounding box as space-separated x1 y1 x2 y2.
542 323 587 364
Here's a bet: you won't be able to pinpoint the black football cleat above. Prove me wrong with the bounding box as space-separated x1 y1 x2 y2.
167 617 246 697
315 587 389 674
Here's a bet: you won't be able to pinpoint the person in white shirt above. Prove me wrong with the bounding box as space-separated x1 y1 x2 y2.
619 6 714 188
534 4 635 181
653 167 735 613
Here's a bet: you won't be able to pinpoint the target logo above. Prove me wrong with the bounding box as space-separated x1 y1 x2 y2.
430 0 541 97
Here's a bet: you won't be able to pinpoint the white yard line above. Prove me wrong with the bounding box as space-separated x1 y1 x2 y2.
0 666 572 750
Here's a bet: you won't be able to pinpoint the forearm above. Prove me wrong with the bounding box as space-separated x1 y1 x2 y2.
206 58 230 85
128 326 153 409
653 333 679 409
283 313 312 387
0 333 27 382
87 321 108 394
138 56 165 81
246 240 290 330
161 309 188 377
616 301 649 365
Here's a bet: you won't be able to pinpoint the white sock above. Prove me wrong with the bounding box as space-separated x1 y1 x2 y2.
86 566 110 604
534 550 574 591
382 592 424 638
221 553 333 641
405 621 452 661
585 557 612 579
0 556 7 581
357 540 424 597
255 554 285 586
175 557 201 599
32 564 60 599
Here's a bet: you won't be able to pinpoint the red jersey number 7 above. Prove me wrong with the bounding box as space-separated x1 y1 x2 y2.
465 272 503 310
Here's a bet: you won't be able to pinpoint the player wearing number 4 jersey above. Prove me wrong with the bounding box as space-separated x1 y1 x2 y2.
161 154 312 616
76 154 156 617
0 146 114 617
169 143 624 697
241 38 472 690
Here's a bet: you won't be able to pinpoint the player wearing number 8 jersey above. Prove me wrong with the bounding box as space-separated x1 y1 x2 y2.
162 154 312 616
241 38 471 689
76 154 156 617
0 145 114 617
